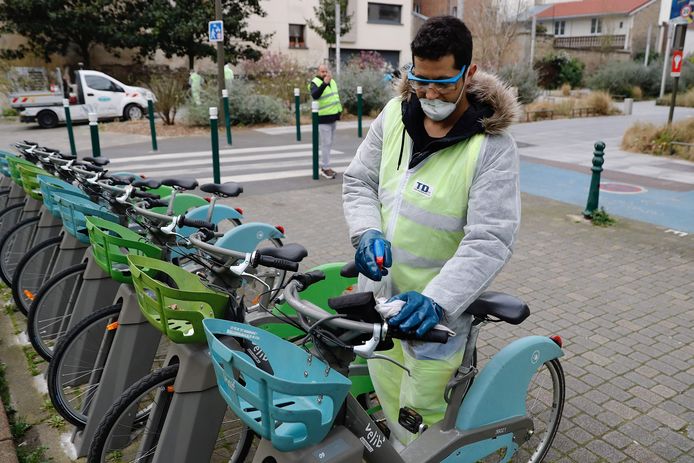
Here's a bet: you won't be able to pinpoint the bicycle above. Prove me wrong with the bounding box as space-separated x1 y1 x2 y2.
203 267 566 463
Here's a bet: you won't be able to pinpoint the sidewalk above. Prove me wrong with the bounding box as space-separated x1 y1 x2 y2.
0 400 18 463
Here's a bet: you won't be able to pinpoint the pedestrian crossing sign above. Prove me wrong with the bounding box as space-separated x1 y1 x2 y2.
209 21 224 43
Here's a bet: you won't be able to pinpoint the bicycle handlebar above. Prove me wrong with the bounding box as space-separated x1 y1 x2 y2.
177 216 215 231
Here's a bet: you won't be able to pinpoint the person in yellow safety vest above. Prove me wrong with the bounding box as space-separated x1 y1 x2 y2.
342 16 521 446
224 63 234 90
309 63 343 179
189 68 203 105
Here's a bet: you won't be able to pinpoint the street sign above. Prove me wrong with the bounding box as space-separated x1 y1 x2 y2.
670 0 694 22
672 49 684 76
208 20 223 43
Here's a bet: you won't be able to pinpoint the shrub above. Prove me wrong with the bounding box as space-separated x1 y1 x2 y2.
656 86 694 107
146 73 188 125
631 86 643 100
585 91 613 115
348 51 390 71
561 83 571 96
621 118 694 160
239 52 310 107
184 80 290 127
339 62 392 115
2 107 18 117
535 52 585 89
587 58 694 97
498 64 540 104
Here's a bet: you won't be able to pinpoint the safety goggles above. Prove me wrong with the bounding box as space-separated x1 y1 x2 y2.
407 65 467 93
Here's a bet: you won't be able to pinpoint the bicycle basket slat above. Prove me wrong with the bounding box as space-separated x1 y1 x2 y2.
127 254 229 343
85 216 162 283
203 319 352 452
5 155 34 187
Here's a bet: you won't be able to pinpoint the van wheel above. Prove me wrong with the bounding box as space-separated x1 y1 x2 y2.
37 110 59 129
123 104 144 121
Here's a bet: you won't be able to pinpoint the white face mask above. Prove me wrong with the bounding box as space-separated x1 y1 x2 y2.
419 84 466 121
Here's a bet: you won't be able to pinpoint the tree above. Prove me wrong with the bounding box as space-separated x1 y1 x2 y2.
0 0 145 67
306 0 352 49
140 0 271 70
466 0 524 72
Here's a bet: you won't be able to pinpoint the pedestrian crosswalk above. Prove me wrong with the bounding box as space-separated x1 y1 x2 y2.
107 143 354 185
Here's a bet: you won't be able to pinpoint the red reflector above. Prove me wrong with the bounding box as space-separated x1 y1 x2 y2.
275 225 285 235
12 98 17 103
68 95 77 105
549 335 563 348
204 196 211 202
234 207 243 215
140 174 147 178
106 322 119 331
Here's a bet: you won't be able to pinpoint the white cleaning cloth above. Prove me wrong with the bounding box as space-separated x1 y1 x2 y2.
375 298 456 336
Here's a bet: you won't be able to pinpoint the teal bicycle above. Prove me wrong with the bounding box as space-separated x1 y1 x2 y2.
204 268 566 462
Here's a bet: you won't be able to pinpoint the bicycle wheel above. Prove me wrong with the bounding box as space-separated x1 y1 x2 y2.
27 262 87 361
88 364 253 463
0 189 10 212
48 304 172 428
11 236 62 316
0 216 39 286
512 359 565 463
0 203 27 266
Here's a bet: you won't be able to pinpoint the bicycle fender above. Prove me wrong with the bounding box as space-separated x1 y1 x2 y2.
456 335 563 431
214 222 284 254
176 204 243 238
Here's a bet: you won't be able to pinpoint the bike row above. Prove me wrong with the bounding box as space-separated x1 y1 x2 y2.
0 141 566 463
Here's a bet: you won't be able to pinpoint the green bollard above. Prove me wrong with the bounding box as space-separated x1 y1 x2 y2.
583 141 606 218
147 94 158 151
63 99 77 157
311 101 319 180
222 89 232 145
294 88 301 142
210 107 221 184
88 112 101 158
357 86 363 138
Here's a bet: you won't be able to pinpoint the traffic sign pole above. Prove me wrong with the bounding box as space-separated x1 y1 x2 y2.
668 24 687 125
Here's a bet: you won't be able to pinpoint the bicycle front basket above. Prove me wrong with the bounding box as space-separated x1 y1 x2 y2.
203 318 352 452
85 216 162 283
128 254 229 343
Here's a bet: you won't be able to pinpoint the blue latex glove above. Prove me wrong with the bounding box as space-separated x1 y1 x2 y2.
387 291 443 337
355 229 392 281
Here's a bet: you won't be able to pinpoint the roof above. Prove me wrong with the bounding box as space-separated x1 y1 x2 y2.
536 0 654 20
518 5 552 21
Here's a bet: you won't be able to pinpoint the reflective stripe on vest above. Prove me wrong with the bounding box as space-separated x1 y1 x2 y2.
309 77 343 116
379 97 484 294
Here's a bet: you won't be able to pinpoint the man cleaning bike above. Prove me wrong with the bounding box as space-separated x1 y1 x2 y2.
343 16 521 445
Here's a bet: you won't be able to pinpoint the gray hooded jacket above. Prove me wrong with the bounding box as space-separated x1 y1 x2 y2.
342 71 521 360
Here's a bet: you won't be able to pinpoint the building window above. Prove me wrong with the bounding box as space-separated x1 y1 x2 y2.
368 3 402 24
554 20 565 36
413 2 420 14
452 6 457 16
289 24 306 49
619 21 624 29
591 18 602 34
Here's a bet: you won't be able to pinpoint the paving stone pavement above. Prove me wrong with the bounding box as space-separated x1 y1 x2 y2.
227 182 694 463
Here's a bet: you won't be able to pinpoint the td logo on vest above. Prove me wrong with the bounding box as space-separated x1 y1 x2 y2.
413 181 433 197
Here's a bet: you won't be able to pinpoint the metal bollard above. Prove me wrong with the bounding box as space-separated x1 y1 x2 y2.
294 88 301 142
222 89 232 145
147 94 158 151
583 141 606 218
63 99 77 157
88 112 101 158
210 107 221 184
623 98 633 116
357 86 363 138
311 101 319 180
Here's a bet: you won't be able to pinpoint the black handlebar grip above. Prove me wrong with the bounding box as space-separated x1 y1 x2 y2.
390 327 449 344
144 198 169 209
132 189 160 200
292 270 326 291
177 216 216 230
256 255 299 272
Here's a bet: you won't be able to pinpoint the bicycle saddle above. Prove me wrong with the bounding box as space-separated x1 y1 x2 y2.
161 177 198 190
55 153 76 161
83 156 110 166
466 291 529 325
200 182 243 198
74 160 104 172
255 243 308 262
132 178 162 190
103 173 135 185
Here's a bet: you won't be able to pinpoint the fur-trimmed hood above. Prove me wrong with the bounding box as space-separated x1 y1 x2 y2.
397 70 520 135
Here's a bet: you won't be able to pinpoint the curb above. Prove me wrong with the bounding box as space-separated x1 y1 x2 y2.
0 398 18 463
